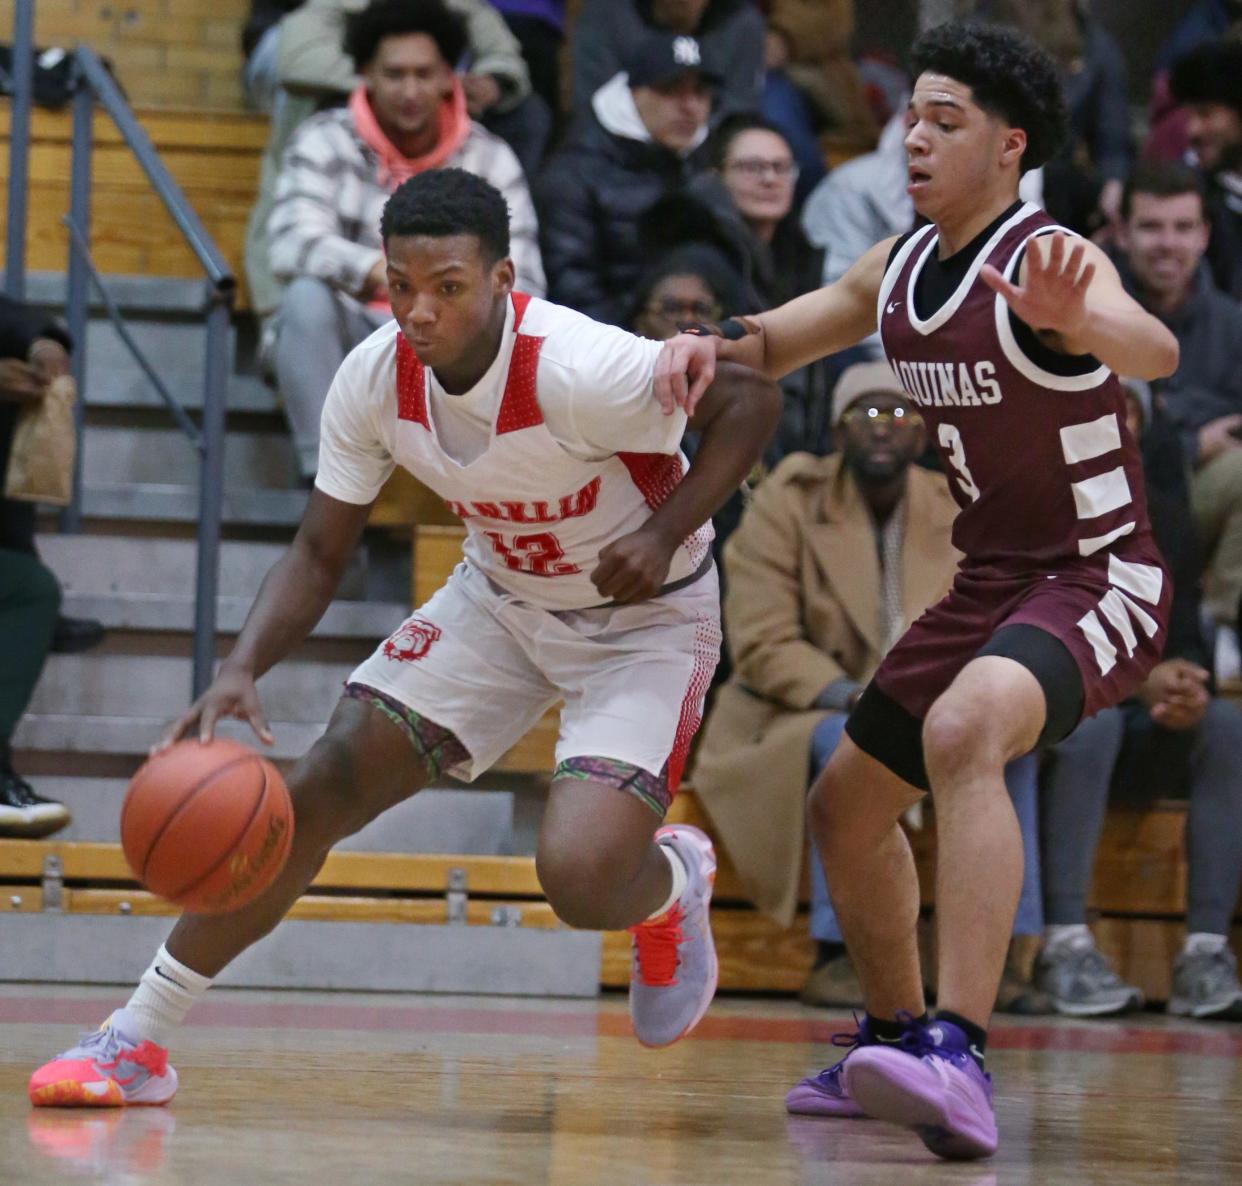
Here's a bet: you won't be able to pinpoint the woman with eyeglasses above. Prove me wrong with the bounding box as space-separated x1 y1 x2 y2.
640 114 832 459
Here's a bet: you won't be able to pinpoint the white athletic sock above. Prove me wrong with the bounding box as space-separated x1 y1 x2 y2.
646 843 689 921
1183 932 1228 957
115 944 213 1046
1043 924 1093 952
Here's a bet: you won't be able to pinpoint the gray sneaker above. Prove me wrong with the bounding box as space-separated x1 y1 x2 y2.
1168 946 1242 1020
628 824 717 1048
1034 936 1144 1017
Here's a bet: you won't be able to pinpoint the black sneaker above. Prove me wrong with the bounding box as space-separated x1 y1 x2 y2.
0 771 71 838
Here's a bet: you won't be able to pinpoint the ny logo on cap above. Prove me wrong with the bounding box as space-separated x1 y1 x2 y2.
673 36 702 67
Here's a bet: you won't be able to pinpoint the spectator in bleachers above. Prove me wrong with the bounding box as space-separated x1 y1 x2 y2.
0 296 76 840
1145 2 1242 164
264 0 545 478
1169 40 1242 299
1112 161 1242 669
641 113 830 460
488 1 565 116
0 303 102 658
241 0 306 112
1037 382 1242 1021
758 0 876 202
536 31 718 325
691 364 1047 1012
964 0 1130 234
628 243 743 343
245 0 540 320
569 0 764 119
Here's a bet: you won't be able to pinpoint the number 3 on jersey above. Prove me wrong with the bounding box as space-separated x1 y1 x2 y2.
939 423 981 502
483 530 580 577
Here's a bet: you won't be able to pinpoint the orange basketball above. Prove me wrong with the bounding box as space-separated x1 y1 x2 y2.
121 738 294 915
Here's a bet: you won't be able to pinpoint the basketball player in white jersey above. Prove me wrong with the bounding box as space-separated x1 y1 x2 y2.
28 169 781 1108
655 21 1178 1162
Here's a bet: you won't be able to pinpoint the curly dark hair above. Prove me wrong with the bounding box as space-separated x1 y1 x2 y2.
1170 40 1242 117
344 0 469 73
381 169 511 264
910 21 1068 173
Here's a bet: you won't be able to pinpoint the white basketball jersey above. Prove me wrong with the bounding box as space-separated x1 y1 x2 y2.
390 293 711 610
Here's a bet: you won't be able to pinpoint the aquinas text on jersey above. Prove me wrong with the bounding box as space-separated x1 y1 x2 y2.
889 359 1004 409
444 475 602 525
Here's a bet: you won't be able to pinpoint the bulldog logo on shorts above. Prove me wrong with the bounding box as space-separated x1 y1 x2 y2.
382 616 442 663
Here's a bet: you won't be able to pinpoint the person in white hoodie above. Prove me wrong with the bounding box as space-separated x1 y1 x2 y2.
535 32 720 325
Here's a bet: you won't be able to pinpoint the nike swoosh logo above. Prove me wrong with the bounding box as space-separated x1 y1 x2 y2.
154 965 188 990
886 301 902 314
875 1033 905 1044
970 1044 985 1062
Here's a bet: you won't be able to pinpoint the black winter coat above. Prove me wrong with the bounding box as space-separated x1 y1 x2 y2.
535 112 700 326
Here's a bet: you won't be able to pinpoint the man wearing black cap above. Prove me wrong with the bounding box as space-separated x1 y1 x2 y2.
1170 39 1242 298
536 32 721 324
570 0 764 119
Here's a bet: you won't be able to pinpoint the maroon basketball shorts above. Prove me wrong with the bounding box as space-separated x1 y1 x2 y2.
845 556 1171 791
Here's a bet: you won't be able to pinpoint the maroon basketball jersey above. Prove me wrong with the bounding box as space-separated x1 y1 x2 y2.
879 202 1156 576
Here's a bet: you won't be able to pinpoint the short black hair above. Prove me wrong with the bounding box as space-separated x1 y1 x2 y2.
1121 159 1207 221
381 169 511 264
910 21 1068 173
706 112 791 171
344 0 468 74
1170 39 1242 117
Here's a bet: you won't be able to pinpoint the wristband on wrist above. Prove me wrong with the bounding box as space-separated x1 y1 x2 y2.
679 317 749 341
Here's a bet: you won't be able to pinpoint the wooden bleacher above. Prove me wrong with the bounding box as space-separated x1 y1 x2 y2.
2 517 1235 1002
0 105 266 297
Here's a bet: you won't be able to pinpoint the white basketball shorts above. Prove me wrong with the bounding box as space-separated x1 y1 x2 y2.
347 560 721 790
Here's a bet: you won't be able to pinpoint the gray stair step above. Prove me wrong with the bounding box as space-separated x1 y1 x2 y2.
0 914 601 996
58 592 402 638
28 271 210 314
36 534 364 600
83 425 296 490
13 715 321 761
30 777 521 854
28 653 355 723
80 482 307 527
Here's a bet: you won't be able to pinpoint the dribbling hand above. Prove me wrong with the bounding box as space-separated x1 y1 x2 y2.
156 665 274 752
980 232 1095 338
653 333 717 418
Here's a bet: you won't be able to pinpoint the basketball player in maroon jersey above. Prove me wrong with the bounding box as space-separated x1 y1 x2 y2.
656 22 1179 1161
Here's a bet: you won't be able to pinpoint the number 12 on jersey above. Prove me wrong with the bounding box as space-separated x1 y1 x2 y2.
938 422 981 502
483 530 581 577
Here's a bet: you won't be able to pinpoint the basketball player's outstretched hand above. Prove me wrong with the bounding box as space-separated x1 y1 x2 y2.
155 665 274 753
980 232 1095 336
653 333 717 417
591 525 676 604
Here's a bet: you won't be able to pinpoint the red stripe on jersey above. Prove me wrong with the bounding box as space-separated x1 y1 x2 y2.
617 451 683 509
667 618 720 796
395 335 429 429
510 290 532 330
496 332 545 434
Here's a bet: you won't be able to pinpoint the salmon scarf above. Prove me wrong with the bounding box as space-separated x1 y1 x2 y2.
347 77 470 190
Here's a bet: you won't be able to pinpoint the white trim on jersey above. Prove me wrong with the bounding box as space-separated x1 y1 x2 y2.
877 224 934 330
1078 521 1136 558
903 202 1040 337
1059 413 1122 465
993 226 1111 392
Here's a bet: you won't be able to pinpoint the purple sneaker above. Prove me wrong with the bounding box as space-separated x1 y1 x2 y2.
842 1019 997 1160
785 1016 893 1118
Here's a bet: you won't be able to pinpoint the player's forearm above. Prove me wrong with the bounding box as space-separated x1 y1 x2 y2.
646 373 782 547
1060 306 1180 382
224 546 340 681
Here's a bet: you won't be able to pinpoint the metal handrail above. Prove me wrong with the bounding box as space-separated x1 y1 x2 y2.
5 10 234 698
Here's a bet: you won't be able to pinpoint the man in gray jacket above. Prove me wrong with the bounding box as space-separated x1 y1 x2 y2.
1115 160 1242 668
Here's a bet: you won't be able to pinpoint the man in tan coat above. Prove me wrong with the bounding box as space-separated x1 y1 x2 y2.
693 362 1044 1007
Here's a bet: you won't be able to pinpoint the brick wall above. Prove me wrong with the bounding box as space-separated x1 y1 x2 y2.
0 0 248 111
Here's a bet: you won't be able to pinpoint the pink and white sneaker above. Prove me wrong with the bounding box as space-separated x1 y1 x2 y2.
628 824 718 1048
29 1016 178 1108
